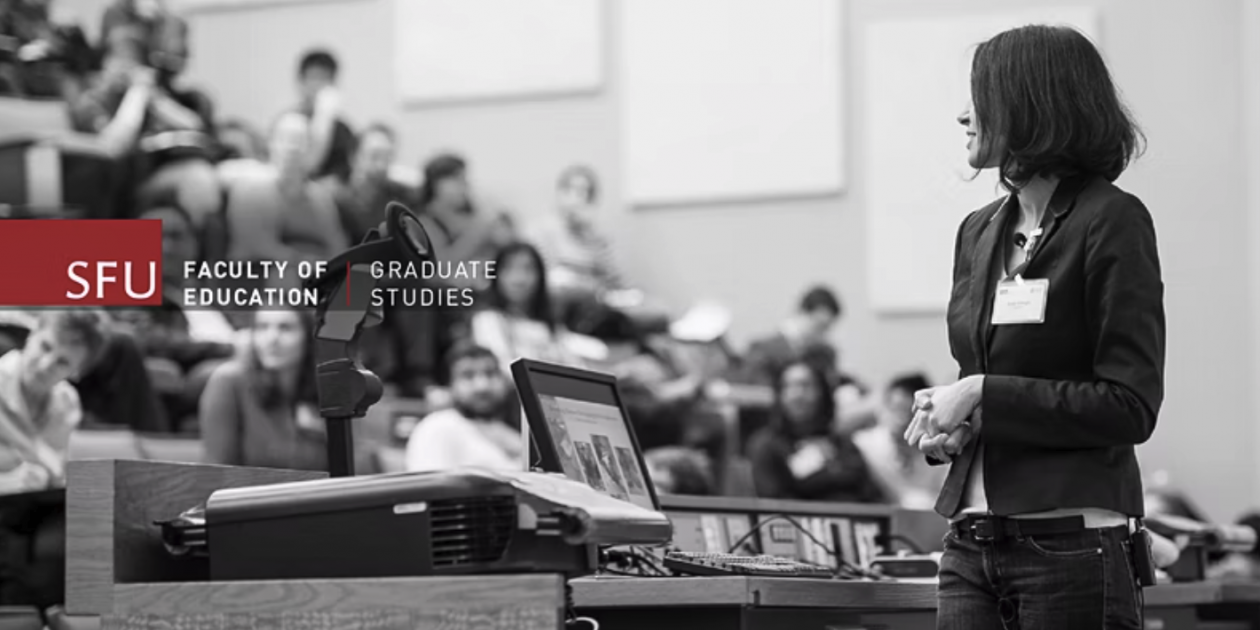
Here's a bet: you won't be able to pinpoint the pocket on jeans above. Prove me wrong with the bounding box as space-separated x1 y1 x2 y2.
1020 530 1104 559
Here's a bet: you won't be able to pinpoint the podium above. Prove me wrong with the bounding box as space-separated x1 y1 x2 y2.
62 460 565 630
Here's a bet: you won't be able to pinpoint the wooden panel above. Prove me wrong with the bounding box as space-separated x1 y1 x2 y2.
1145 582 1225 607
66 460 327 615
575 577 1229 614
572 576 750 607
659 494 895 519
103 576 564 630
751 578 936 609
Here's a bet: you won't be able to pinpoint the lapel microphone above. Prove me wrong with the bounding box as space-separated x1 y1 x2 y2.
1014 233 1028 248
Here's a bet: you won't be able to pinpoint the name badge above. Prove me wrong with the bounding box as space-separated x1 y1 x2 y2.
991 277 1049 325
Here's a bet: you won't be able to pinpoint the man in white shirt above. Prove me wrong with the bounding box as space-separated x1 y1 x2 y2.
0 310 109 494
405 342 523 472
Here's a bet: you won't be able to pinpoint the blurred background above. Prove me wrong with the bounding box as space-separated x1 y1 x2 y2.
0 0 1257 532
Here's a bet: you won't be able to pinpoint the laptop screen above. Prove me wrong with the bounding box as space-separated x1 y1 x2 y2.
514 362 658 512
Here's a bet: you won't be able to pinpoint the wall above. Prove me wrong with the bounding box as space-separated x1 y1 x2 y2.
117 0 1254 520
1246 0 1260 510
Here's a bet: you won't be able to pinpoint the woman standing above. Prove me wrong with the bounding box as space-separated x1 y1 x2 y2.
903 25 1164 628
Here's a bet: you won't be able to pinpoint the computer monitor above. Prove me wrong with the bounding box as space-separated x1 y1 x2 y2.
511 358 660 512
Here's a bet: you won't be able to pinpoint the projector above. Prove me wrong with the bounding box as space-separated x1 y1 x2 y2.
165 468 673 581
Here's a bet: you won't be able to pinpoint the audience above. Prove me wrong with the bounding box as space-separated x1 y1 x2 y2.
746 360 884 503
852 373 947 509
0 310 108 495
293 48 356 183
199 308 326 471
70 0 221 225
404 342 523 472
470 241 583 371
225 110 348 264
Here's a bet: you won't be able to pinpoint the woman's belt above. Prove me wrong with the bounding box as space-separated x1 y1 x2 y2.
951 514 1122 543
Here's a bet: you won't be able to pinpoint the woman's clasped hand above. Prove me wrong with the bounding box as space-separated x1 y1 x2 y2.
902 375 984 462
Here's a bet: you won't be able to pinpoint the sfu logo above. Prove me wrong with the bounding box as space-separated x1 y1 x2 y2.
0 220 163 307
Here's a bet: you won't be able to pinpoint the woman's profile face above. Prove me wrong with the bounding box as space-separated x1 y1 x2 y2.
958 103 1004 169
499 250 540 311
780 364 821 430
252 310 306 371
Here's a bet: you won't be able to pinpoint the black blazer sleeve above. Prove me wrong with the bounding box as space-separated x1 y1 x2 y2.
981 194 1165 449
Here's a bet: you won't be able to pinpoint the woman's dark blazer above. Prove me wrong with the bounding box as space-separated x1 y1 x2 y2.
935 174 1165 518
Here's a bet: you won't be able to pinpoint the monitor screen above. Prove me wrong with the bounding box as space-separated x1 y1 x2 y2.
515 363 658 512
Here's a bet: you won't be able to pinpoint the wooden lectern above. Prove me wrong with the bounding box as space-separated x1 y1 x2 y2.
63 460 565 630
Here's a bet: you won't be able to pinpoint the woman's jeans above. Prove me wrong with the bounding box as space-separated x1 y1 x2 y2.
937 525 1143 629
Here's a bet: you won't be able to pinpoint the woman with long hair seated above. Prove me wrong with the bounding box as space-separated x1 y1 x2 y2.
746 359 884 503
199 307 326 471
469 241 586 371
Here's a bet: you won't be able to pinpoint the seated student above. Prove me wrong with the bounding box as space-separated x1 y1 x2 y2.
225 110 349 265
739 286 843 386
330 122 418 244
739 285 878 435
528 165 623 301
1208 512 1260 581
0 310 109 494
199 308 326 471
112 193 238 427
614 332 726 463
69 14 220 224
852 373 947 509
404 342 523 472
415 153 515 284
746 360 884 503
469 242 585 372
291 48 357 183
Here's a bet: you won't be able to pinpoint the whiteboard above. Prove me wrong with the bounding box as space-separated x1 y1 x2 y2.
620 0 844 206
393 0 603 105
864 8 1100 313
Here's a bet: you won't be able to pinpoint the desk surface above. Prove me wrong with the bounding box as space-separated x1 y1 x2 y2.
572 576 1260 610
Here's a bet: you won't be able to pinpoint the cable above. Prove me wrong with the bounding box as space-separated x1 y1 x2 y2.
725 513 888 580
601 546 669 577
564 580 600 630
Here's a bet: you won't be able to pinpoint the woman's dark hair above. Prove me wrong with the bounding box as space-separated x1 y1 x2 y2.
485 241 555 330
771 359 835 439
558 164 599 203
245 308 318 412
418 153 472 213
971 24 1145 191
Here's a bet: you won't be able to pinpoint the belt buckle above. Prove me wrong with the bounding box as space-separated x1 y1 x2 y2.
970 518 998 542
